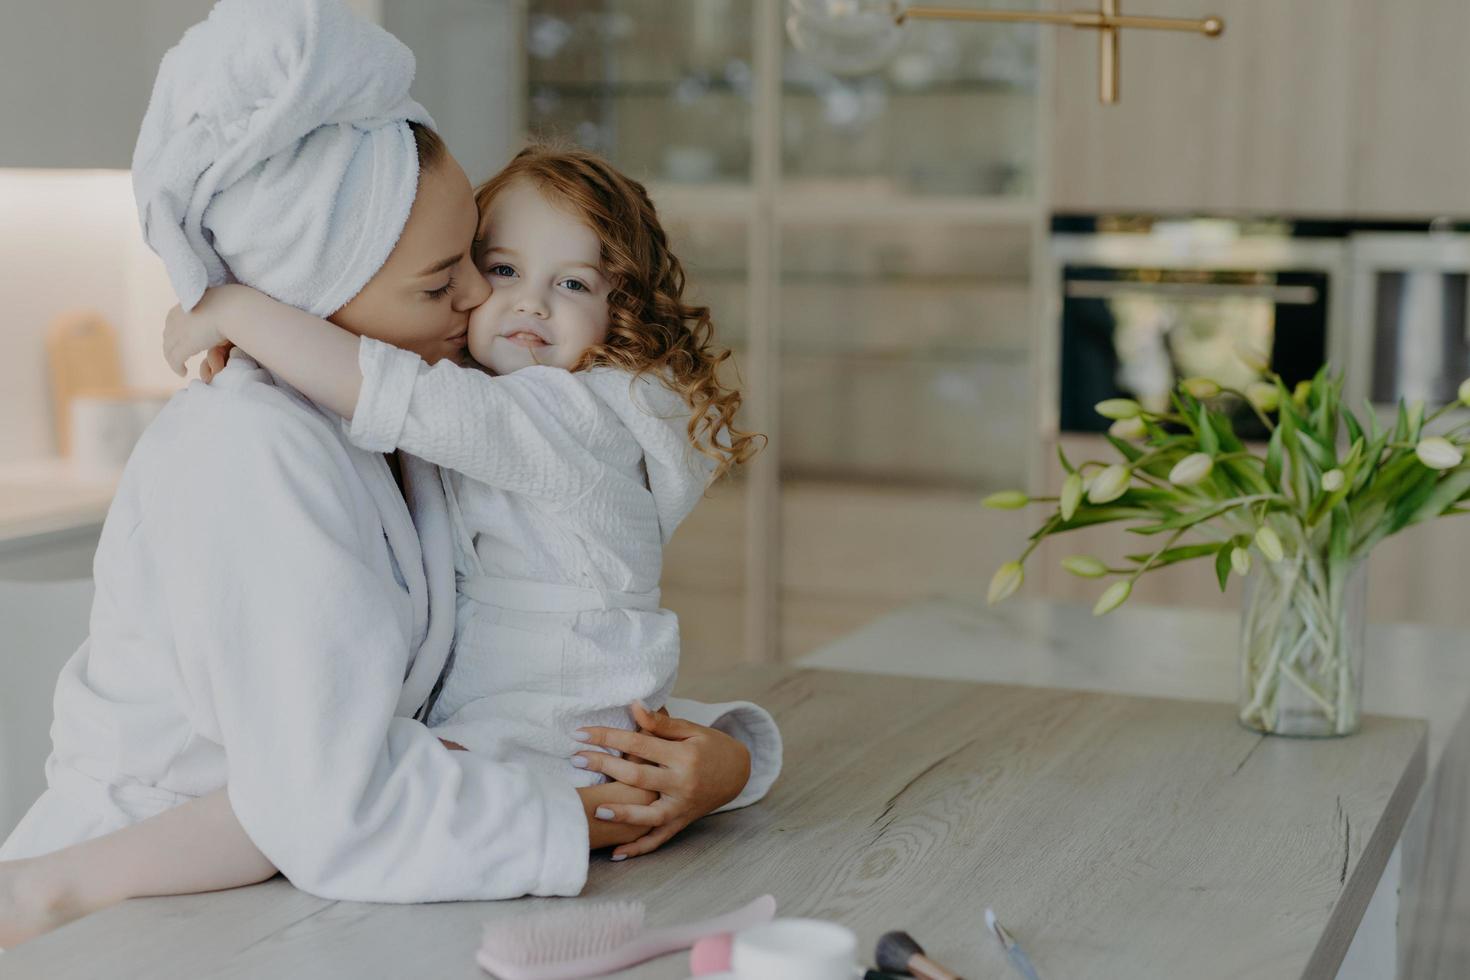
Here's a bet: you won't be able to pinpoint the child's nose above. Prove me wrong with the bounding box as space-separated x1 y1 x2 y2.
515 288 550 318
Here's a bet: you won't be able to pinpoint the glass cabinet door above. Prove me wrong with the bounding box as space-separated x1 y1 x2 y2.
521 1 756 673
776 5 1042 656
515 0 1045 664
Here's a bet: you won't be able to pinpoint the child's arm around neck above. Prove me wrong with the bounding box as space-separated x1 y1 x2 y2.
164 284 364 419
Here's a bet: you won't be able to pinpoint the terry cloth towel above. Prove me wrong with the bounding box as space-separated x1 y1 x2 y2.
132 0 434 317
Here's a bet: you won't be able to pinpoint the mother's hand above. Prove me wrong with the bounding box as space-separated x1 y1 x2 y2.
573 702 751 861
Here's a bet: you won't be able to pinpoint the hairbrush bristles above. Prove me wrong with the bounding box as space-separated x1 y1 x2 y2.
876 929 923 972
478 899 645 976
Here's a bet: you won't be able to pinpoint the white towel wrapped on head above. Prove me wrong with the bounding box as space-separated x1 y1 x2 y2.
132 0 434 316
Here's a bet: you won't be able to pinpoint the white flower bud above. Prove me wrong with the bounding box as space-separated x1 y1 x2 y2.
1093 580 1132 616
1061 555 1108 578
1060 472 1084 521
1255 526 1284 563
1231 547 1252 577
988 561 1024 605
1109 416 1148 441
1168 452 1214 487
1321 468 1345 492
1416 436 1463 471
1087 464 1131 504
1292 380 1312 408
1181 377 1220 399
1095 398 1143 420
983 490 1029 510
1245 382 1280 413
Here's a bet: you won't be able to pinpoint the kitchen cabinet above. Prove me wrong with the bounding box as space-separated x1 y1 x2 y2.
1345 0 1470 217
1050 0 1354 215
1051 0 1470 218
518 0 1052 663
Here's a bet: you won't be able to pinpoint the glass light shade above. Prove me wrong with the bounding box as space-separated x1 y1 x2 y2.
786 0 907 76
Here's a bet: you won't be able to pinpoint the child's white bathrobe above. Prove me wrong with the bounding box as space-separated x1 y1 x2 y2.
349 340 752 785
0 353 781 902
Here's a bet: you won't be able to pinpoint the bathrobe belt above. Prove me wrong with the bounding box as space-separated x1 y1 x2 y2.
457 574 661 613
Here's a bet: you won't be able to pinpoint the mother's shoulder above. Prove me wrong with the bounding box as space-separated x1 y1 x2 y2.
140 357 350 476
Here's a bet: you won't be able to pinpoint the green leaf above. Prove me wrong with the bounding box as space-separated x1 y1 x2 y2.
1105 434 1143 463
1330 503 1352 567
1343 406 1365 448
1407 467 1470 528
1131 498 1257 535
1208 409 1245 453
1171 391 1202 435
1125 543 1221 568
1364 397 1383 442
1294 429 1334 470
1386 468 1441 534
1265 424 1284 489
1197 404 1220 456
1393 400 1411 443
1029 506 1156 539
1056 442 1076 476
1215 544 1232 592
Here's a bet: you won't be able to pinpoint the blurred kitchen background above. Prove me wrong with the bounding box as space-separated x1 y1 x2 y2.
4 0 1470 670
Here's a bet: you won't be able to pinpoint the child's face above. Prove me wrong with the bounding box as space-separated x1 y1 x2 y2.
467 180 611 374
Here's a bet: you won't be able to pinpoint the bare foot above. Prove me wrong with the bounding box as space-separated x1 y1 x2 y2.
0 858 87 948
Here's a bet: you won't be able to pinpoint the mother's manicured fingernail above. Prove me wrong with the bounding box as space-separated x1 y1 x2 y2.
610 854 627 862
571 755 589 769
595 807 614 820
572 730 590 742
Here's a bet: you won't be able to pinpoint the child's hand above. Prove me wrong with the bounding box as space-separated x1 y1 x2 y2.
572 701 752 861
199 343 234 383
163 303 228 378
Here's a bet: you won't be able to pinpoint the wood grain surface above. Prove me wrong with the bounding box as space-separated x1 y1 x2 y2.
0 667 1425 980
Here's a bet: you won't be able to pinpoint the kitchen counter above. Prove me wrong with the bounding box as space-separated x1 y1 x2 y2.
1 637 1429 979
800 597 1470 979
0 458 115 580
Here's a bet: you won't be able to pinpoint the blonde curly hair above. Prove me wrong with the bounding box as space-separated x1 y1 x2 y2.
474 144 763 482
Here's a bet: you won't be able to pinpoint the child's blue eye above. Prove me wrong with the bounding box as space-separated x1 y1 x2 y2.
487 263 516 278
560 278 588 293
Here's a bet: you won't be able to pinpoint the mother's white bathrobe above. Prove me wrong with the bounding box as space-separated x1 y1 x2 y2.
0 354 781 902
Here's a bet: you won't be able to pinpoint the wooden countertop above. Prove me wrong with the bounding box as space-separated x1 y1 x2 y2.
0 458 115 548
2 665 1425 980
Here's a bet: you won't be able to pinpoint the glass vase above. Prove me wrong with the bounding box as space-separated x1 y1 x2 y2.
1238 553 1366 737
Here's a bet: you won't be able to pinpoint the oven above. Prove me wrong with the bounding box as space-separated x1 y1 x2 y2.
1048 219 1351 441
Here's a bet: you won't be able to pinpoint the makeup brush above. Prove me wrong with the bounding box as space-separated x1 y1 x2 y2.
875 931 964 980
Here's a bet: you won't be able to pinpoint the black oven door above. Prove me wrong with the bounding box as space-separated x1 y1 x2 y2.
1059 266 1330 440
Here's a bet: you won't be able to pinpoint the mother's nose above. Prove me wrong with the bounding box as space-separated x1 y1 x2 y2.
454 259 492 311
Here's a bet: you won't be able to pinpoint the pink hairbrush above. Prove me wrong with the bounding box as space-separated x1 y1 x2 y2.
477 894 777 980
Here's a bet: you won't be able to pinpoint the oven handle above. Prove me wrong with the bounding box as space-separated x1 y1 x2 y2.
1065 279 1320 305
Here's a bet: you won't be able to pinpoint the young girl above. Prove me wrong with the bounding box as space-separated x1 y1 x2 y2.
167 144 762 786
0 145 765 946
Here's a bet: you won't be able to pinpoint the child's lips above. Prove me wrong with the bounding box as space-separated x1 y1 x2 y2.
504 331 549 348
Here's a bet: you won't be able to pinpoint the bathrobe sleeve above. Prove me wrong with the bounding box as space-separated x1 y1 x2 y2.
663 698 784 812
149 386 590 902
350 337 605 506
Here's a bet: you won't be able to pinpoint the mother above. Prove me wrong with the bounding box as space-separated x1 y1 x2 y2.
0 0 779 913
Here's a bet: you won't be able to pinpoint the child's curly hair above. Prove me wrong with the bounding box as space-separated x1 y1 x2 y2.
474 144 763 482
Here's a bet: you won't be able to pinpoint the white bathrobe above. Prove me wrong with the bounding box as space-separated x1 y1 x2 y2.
349 340 753 788
0 353 781 902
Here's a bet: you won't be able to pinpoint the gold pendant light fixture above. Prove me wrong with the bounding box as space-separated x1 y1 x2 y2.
787 1 1224 103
